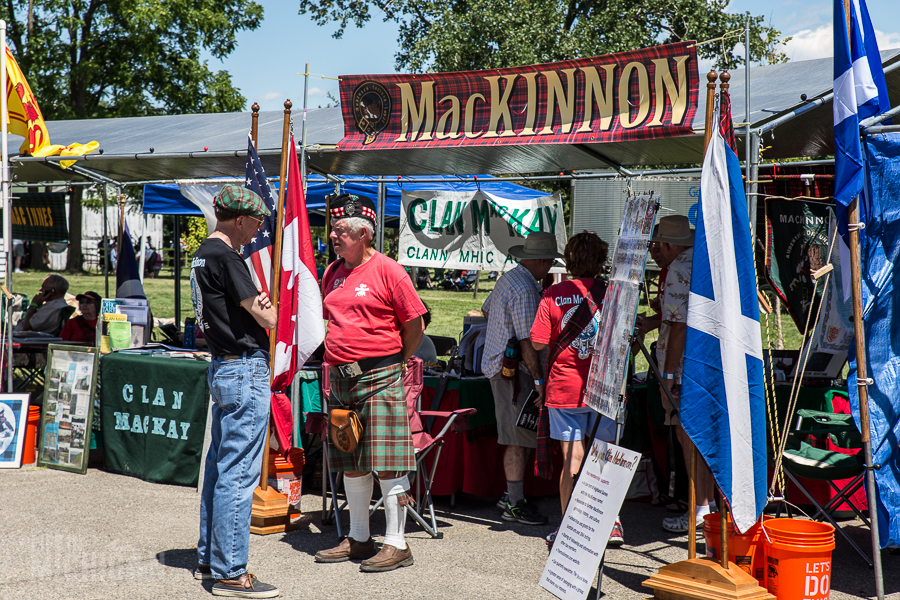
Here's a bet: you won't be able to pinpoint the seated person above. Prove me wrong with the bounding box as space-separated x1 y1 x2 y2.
413 301 438 364
60 291 101 343
16 275 70 335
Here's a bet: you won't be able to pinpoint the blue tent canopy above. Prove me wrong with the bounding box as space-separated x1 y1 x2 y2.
142 175 550 226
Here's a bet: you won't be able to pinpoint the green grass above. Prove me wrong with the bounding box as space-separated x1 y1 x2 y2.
9 271 194 323
10 271 806 369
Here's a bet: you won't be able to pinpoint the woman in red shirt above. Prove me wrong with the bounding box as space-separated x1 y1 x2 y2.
531 231 623 545
60 291 101 343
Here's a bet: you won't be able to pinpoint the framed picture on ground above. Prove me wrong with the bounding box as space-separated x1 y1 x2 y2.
38 345 99 474
0 394 31 468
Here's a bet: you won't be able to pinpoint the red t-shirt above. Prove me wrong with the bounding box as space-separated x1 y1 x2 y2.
321 252 426 364
59 316 97 344
530 278 604 409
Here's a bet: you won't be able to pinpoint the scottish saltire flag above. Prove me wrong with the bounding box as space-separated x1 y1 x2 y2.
272 135 324 390
242 135 278 294
680 124 766 534
115 222 146 299
833 0 889 242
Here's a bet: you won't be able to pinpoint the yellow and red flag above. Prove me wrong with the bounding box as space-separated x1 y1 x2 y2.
4 45 97 166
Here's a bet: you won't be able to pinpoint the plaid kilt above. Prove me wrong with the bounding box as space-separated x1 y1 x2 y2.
327 364 416 473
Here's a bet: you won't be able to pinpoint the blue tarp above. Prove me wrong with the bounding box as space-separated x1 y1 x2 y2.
142 175 549 225
848 133 900 548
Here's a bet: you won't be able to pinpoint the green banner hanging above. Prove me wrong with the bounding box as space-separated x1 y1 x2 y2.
764 199 831 333
101 353 209 487
11 192 68 242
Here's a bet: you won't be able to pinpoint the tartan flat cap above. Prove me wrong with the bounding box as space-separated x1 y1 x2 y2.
214 184 270 217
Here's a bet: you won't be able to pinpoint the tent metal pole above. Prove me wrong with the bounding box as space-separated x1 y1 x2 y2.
301 60 310 195
1 19 12 392
174 215 181 328
138 213 147 283
376 180 385 253
744 19 751 206
102 185 109 297
860 102 900 129
748 132 760 241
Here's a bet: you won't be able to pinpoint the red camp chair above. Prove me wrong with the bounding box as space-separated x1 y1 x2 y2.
309 356 475 539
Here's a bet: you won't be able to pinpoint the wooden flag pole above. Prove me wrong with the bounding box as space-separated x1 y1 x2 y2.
251 102 260 150
251 100 303 535
642 66 774 600
842 2 885 598
717 70 732 571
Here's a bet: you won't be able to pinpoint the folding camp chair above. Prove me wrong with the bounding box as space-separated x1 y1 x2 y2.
780 408 872 566
311 357 475 539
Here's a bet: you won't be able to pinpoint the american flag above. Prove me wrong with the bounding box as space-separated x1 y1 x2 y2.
241 135 277 294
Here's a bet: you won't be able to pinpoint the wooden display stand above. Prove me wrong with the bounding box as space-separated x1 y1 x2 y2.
250 486 305 535
643 558 774 600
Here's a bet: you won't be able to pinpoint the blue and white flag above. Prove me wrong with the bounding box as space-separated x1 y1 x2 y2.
241 134 278 295
833 0 889 241
116 222 146 299
681 125 766 534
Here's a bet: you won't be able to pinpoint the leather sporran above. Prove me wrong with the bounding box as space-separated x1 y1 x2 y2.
329 408 363 453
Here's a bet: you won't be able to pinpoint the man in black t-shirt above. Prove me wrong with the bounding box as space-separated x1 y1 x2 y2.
190 184 278 599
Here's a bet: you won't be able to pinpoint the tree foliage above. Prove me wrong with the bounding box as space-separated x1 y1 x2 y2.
2 0 263 120
0 0 262 270
298 0 788 73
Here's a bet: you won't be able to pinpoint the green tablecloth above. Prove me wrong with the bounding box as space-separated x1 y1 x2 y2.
101 353 210 487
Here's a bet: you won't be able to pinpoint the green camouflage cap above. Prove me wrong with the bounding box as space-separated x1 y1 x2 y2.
214 184 270 217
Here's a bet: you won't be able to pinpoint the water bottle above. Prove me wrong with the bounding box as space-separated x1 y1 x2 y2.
183 317 196 350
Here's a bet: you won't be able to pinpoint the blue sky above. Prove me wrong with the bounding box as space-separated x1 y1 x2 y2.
219 0 900 113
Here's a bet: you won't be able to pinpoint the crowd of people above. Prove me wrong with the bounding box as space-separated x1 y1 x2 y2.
180 182 702 599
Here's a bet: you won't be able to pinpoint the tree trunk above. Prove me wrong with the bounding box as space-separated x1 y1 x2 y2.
29 241 49 270
66 187 83 271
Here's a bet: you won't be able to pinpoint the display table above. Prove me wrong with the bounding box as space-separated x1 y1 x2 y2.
422 376 560 498
101 353 210 486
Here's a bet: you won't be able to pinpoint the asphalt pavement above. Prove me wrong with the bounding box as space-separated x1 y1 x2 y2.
1 464 897 600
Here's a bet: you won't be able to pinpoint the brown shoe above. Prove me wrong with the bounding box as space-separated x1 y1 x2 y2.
359 544 414 572
211 573 279 598
314 537 376 563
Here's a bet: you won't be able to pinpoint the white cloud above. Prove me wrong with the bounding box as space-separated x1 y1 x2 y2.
255 90 285 102
783 25 900 62
307 87 328 98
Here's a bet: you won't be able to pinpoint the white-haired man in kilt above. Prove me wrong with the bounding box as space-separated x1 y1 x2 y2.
314 193 426 573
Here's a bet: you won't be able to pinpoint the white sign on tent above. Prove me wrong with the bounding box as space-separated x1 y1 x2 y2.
399 189 567 272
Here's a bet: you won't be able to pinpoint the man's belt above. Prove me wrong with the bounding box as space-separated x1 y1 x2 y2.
221 350 269 361
331 352 403 379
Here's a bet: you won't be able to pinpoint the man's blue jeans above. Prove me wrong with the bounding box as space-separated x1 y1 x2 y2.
197 354 270 580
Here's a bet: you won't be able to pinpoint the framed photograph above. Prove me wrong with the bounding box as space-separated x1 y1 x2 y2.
38 345 99 474
0 393 31 468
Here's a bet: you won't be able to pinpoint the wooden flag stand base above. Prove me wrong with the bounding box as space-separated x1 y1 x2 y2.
250 486 305 535
643 558 774 600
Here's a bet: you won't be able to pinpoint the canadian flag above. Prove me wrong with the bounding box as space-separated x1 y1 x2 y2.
273 135 324 390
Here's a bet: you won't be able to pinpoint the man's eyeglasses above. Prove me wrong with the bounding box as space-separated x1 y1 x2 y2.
244 215 264 228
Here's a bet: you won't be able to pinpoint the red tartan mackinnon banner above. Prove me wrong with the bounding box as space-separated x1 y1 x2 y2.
338 42 698 151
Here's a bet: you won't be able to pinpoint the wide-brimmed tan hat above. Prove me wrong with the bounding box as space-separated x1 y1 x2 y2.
508 232 564 260
651 215 694 246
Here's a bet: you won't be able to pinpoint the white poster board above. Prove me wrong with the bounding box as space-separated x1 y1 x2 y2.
540 441 641 600
398 189 567 272
582 193 657 418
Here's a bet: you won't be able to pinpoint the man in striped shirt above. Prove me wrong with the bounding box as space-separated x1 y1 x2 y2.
481 232 560 526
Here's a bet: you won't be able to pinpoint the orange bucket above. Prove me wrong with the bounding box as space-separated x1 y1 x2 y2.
763 518 835 599
21 405 41 466
268 448 304 507
702 513 771 585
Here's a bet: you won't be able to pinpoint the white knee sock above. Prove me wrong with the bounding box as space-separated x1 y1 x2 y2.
379 476 409 550
344 473 373 542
